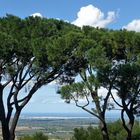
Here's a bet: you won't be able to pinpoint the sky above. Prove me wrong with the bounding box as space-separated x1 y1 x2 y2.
1 0 140 113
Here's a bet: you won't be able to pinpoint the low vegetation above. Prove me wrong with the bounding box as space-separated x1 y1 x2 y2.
18 132 48 140
71 120 140 140
18 120 140 140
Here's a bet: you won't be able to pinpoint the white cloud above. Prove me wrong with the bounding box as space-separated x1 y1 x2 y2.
72 5 116 28
31 13 43 18
123 19 140 32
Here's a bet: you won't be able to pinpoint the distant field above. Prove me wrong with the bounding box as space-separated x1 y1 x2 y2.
0 112 124 139
16 118 98 139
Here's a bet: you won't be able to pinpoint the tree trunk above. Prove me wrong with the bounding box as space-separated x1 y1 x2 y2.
0 85 10 140
91 90 109 140
126 119 134 140
10 110 21 140
1 121 10 140
126 132 132 140
100 121 109 140
121 109 134 140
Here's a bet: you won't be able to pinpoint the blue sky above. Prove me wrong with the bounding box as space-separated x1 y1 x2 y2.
1 0 140 30
1 0 140 113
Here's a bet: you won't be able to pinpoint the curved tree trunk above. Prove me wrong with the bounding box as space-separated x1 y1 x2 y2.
126 119 134 140
121 109 134 140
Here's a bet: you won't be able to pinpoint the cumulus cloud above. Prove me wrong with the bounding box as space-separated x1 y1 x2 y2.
72 5 116 28
123 19 140 32
31 13 43 18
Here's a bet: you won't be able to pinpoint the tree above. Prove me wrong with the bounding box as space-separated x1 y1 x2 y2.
60 28 140 140
0 15 81 140
98 29 140 140
60 27 116 140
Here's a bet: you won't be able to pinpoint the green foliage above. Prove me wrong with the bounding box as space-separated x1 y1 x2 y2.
87 45 109 69
0 14 85 140
71 120 140 140
0 14 81 80
108 120 126 140
60 82 88 103
114 63 140 100
71 126 101 140
132 121 140 140
1 14 140 140
19 132 48 140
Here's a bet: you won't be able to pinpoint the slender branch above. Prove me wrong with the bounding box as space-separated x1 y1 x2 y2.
3 78 13 88
19 66 24 82
83 94 90 108
121 97 131 119
20 60 34 84
44 69 63 85
113 85 120 92
13 91 20 110
110 92 123 108
71 93 103 122
19 82 41 108
79 70 87 82
130 88 140 111
102 86 111 114
20 73 36 89
133 103 140 110
87 65 93 76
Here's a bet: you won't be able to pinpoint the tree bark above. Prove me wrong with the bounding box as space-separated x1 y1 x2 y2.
1 120 10 140
99 119 109 140
10 110 21 140
126 118 134 140
121 109 134 140
0 85 10 140
91 90 109 140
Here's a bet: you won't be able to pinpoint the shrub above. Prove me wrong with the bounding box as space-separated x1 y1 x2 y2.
19 132 48 140
71 126 101 140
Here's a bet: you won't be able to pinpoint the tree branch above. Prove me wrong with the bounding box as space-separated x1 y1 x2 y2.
121 109 129 133
110 92 123 108
71 93 103 122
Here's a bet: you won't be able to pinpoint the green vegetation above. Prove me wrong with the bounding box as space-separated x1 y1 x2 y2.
60 27 140 140
0 14 140 140
18 132 48 140
71 120 140 140
16 118 96 139
17 120 140 140
0 15 81 140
